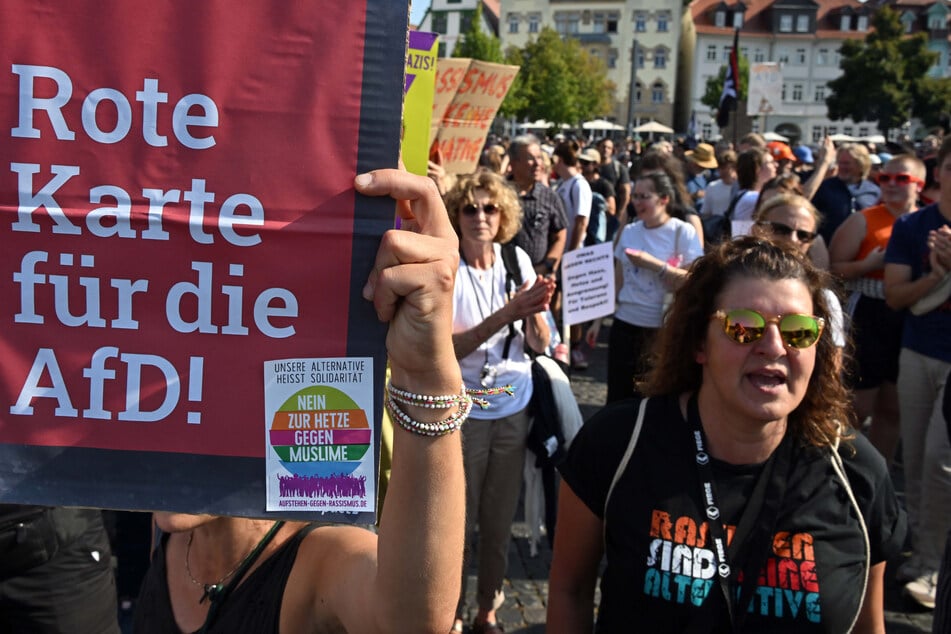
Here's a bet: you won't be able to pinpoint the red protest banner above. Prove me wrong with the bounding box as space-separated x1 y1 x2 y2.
0 1 407 520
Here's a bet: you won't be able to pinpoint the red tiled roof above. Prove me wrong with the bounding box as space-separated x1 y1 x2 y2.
690 0 872 40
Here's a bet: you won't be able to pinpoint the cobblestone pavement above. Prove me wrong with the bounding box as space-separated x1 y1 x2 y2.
458 320 936 633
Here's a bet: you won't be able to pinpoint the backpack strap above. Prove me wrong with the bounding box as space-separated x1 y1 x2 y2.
603 397 649 542
499 242 523 360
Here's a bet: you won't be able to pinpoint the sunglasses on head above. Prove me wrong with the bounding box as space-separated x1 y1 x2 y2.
712 308 825 349
757 221 817 243
875 172 923 186
461 203 500 216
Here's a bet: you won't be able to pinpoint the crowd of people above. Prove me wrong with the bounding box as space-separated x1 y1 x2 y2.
437 128 950 631
3 128 949 633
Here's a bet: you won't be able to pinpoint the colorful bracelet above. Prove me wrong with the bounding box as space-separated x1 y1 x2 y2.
465 384 516 410
384 392 472 437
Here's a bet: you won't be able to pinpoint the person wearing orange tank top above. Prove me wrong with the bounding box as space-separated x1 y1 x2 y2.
829 154 926 466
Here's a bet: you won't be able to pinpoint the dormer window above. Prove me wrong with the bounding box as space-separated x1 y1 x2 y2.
929 15 946 30
857 15 868 31
780 14 793 32
840 14 851 30
901 12 915 33
733 11 744 28
715 10 726 27
796 14 809 32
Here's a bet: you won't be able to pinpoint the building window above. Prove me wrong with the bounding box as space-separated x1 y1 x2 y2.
529 14 540 33
840 15 851 31
817 49 828 66
754 48 765 63
796 48 807 65
438 42 447 57
859 126 870 137
903 14 914 34
607 12 619 33
637 47 645 69
792 84 803 101
714 11 726 27
843 125 854 136
460 10 474 33
702 123 712 138
432 12 448 34
594 12 607 34
827 125 838 135
929 15 946 30
814 85 826 102
733 12 744 28
707 45 717 61
608 51 618 69
657 13 669 32
751 119 760 133
634 81 643 103
780 15 793 32
778 49 789 64
857 15 868 31
812 127 823 143
781 83 787 101
654 48 666 69
723 46 731 62
652 82 664 103
796 14 809 32
635 13 647 32
508 14 519 34
555 13 579 35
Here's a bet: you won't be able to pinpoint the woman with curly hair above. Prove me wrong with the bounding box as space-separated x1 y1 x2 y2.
445 170 556 634
548 237 906 633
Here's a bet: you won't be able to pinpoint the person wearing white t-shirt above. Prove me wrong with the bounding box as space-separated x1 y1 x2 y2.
444 171 556 634
587 172 703 402
733 147 778 221
553 141 592 252
703 150 738 217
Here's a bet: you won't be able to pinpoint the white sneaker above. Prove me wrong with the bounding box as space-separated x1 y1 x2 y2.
904 571 937 609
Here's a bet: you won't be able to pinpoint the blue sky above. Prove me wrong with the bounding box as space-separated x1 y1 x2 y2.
410 1 431 25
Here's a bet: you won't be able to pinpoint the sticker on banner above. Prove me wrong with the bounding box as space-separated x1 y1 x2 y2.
264 358 374 513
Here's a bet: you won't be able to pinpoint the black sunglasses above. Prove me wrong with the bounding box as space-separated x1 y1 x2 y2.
461 203 500 216
757 220 817 243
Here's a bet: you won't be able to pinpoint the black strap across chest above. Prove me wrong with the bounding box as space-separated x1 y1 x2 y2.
685 395 796 631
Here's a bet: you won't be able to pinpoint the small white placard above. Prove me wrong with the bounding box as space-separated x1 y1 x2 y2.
561 242 616 326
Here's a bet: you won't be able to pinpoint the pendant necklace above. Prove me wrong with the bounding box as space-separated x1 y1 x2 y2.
185 520 284 604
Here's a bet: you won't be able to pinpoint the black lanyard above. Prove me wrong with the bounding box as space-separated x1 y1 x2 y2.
686 395 796 632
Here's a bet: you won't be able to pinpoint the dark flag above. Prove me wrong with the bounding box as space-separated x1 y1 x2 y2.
716 28 740 128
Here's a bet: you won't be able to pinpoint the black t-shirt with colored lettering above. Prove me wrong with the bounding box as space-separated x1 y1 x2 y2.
559 394 906 633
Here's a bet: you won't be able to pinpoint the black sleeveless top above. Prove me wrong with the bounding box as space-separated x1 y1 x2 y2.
133 524 318 633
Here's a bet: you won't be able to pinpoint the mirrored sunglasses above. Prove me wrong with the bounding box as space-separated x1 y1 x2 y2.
712 308 825 349
757 221 817 243
461 203 500 216
875 172 923 186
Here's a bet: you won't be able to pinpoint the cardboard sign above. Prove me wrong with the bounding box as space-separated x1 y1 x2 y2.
747 63 783 116
0 0 409 523
401 32 439 176
430 59 519 174
561 243 616 327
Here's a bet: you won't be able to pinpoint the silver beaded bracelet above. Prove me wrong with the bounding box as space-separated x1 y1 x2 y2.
384 391 472 437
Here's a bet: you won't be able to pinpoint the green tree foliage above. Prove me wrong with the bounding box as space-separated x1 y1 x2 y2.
701 54 749 113
452 5 504 63
826 6 949 135
499 27 615 124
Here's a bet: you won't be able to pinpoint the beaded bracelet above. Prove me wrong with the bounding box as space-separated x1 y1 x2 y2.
384 392 472 437
387 383 468 409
